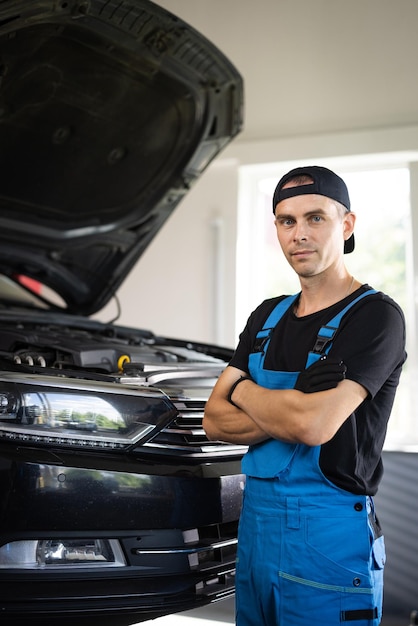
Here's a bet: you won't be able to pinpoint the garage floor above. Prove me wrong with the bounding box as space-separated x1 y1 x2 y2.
139 597 234 625
138 597 409 626
137 598 233 626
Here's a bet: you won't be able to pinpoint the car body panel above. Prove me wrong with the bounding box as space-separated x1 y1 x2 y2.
0 309 247 624
0 1 245 624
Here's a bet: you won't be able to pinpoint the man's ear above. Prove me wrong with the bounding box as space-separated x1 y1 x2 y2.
343 211 356 240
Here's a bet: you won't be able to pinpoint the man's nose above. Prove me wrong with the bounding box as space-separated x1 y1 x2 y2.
293 222 308 241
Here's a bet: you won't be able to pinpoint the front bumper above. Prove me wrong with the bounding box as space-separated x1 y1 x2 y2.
0 532 237 624
0 447 244 624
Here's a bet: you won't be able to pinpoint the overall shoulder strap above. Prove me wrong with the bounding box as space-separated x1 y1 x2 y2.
252 294 299 353
249 294 299 374
305 289 378 367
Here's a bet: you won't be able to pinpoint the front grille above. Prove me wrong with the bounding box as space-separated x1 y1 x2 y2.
122 366 247 459
143 394 247 459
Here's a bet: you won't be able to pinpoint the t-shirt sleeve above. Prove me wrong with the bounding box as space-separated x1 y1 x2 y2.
331 295 406 398
229 298 281 374
229 313 256 374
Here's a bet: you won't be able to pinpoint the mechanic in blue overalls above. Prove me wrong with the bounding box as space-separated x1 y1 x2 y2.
203 166 406 626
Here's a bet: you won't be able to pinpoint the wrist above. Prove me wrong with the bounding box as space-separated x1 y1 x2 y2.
228 375 252 408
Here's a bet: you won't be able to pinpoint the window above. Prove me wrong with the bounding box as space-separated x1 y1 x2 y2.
237 161 415 449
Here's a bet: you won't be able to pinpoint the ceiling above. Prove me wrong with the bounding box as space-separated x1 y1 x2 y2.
156 0 418 144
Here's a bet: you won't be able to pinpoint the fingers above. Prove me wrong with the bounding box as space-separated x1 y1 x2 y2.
295 356 347 393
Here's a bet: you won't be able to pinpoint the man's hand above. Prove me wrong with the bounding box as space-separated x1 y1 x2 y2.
294 356 347 393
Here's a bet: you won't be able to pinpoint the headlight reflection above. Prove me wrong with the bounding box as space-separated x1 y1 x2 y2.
0 373 177 450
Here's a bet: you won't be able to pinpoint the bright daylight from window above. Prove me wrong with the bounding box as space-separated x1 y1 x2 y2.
237 165 415 449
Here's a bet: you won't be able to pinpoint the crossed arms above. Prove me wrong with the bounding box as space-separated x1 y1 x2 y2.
202 364 368 448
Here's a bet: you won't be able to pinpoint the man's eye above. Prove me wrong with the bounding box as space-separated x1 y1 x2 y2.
311 215 323 223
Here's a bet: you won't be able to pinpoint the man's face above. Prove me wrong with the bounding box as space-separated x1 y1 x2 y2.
273 193 355 278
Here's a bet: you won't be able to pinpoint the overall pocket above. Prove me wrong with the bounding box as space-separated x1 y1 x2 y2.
276 513 382 625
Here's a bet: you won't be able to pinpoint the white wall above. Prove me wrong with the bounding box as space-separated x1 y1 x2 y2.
97 159 240 347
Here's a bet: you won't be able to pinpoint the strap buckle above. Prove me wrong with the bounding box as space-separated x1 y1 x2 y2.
312 325 338 354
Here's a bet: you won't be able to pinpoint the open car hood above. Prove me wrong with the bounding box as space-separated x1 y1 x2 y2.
0 0 243 315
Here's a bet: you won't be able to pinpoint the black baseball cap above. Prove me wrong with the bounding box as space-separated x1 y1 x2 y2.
272 165 354 253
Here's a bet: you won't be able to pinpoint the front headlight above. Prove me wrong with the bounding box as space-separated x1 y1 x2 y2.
0 372 177 450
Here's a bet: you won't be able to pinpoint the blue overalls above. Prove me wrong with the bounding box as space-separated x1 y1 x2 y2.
235 291 386 626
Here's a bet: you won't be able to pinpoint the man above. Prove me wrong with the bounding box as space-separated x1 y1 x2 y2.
203 166 406 626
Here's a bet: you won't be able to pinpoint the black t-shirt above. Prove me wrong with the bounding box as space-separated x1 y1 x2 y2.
230 285 407 495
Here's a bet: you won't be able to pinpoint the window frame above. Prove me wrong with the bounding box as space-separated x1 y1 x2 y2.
236 154 417 450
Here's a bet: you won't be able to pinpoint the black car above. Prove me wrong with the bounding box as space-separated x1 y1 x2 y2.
0 1 245 624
